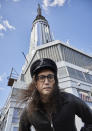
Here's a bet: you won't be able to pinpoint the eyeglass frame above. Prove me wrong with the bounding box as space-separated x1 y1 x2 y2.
35 74 55 82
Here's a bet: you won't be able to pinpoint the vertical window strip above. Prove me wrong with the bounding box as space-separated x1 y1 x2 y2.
41 23 44 44
57 44 62 61
54 45 60 62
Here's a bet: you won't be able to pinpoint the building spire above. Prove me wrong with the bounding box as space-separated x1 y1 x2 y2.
29 4 53 57
37 3 41 16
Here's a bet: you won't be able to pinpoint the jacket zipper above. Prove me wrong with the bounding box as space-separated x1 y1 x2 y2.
50 116 55 131
40 110 55 131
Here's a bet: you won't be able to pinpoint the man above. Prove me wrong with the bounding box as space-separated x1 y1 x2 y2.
19 58 92 131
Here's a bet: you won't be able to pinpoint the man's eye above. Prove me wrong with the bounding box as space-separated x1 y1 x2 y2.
48 75 54 79
48 76 52 79
40 76 45 79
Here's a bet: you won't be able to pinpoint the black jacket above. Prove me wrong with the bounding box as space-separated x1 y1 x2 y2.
19 92 92 131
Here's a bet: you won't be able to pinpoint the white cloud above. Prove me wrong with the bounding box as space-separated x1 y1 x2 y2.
0 24 6 31
43 0 49 8
50 0 66 6
42 0 50 11
0 19 16 37
0 73 6 91
0 73 6 82
3 20 16 31
42 0 66 10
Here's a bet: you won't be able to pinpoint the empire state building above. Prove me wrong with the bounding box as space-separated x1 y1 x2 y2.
29 4 53 57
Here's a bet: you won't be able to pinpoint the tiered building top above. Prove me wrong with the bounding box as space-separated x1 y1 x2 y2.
29 4 53 56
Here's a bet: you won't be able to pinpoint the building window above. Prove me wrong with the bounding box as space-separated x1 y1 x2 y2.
67 67 92 82
84 73 92 84
12 108 21 123
58 67 68 78
13 127 18 131
76 70 85 81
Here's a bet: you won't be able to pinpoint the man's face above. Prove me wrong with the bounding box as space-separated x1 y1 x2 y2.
35 69 55 96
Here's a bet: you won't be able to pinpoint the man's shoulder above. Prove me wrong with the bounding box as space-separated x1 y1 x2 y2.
60 91 76 98
60 91 80 103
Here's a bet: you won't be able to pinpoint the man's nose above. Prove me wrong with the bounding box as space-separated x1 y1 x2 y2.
44 77 49 83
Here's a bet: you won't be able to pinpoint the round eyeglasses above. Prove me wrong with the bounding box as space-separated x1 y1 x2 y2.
36 74 55 82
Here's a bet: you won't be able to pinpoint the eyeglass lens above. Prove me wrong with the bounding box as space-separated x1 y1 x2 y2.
37 74 55 82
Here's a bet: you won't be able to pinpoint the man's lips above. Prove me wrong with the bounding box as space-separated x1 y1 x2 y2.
43 87 52 90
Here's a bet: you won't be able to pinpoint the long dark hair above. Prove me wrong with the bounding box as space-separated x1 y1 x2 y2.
19 75 61 115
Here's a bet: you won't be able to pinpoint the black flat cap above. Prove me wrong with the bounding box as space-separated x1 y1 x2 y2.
30 58 57 77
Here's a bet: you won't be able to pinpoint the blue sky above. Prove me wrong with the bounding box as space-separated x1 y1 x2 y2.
0 0 92 109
